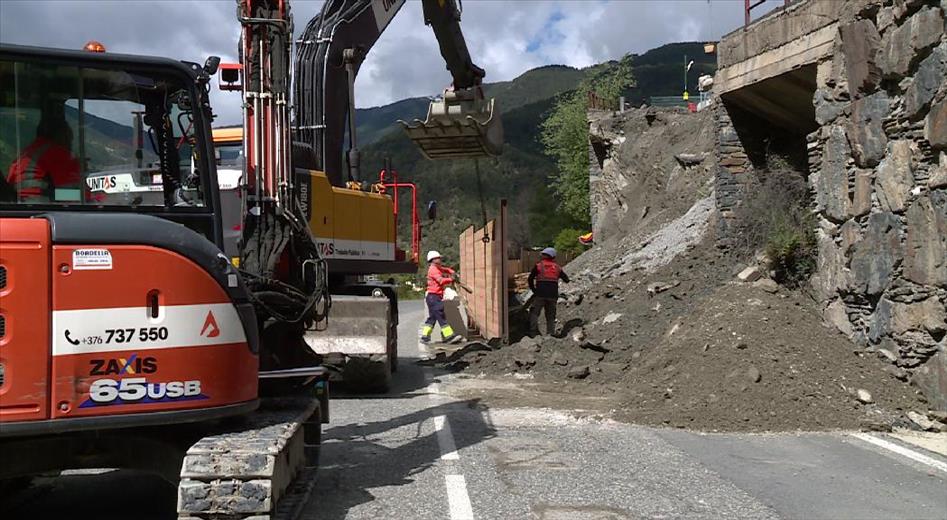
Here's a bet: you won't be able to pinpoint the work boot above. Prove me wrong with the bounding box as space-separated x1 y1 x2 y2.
442 334 464 344
420 336 431 344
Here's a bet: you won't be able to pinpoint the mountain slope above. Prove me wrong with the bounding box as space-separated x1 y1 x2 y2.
358 42 719 266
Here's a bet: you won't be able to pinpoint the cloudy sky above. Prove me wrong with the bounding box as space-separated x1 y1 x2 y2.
0 0 782 124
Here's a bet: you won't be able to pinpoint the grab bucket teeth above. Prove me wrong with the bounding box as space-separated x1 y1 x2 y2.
400 96 503 160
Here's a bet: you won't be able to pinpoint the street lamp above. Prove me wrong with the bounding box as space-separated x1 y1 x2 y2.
683 57 695 101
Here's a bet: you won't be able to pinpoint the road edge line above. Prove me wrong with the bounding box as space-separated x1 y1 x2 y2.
850 432 947 474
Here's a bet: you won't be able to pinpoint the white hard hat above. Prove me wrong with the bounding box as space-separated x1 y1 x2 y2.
426 250 442 262
541 247 557 258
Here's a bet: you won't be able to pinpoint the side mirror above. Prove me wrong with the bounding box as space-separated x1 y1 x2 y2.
426 200 437 221
218 63 243 91
203 56 221 76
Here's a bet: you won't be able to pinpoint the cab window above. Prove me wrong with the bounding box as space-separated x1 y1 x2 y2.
0 58 206 208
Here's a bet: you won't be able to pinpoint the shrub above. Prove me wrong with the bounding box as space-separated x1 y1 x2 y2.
553 227 590 258
765 219 816 287
734 161 816 288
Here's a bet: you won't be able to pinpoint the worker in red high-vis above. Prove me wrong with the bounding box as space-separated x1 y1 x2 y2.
421 250 463 344
528 247 570 336
6 116 80 202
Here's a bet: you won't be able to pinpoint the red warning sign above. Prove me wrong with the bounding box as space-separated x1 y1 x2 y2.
201 311 220 338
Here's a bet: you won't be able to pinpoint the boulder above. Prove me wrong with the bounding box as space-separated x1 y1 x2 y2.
825 299 855 338
907 410 938 431
904 43 947 119
929 152 947 188
814 88 848 125
875 140 915 213
853 169 874 216
816 125 853 221
856 388 874 404
877 6 945 78
840 220 862 256
912 350 947 411
513 350 537 368
752 278 780 294
871 297 946 338
674 153 704 167
904 196 947 287
567 365 590 379
737 265 762 283
851 212 903 296
847 92 889 167
602 312 622 325
812 229 854 301
840 19 883 96
927 98 947 151
747 366 762 383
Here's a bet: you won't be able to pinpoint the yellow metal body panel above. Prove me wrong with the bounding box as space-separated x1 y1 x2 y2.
212 126 243 144
304 171 395 261
210 126 404 268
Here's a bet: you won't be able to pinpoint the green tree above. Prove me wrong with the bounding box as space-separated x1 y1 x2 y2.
540 55 635 224
553 227 589 258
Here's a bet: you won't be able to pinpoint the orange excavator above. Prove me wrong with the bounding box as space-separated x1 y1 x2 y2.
0 0 501 516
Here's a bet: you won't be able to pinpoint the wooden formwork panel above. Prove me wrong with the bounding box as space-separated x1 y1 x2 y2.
458 201 508 341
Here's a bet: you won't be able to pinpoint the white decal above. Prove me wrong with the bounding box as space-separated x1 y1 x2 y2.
84 378 205 407
86 173 162 193
53 303 246 356
371 0 405 32
313 237 394 261
73 249 113 270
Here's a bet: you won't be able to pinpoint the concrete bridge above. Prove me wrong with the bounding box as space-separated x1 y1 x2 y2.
712 0 947 410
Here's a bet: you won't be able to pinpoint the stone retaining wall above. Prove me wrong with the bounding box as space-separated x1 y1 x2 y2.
807 0 946 410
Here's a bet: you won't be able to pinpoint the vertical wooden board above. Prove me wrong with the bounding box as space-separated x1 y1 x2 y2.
500 200 509 342
487 221 498 338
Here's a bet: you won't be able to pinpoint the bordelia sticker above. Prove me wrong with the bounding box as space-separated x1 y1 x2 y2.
73 249 113 270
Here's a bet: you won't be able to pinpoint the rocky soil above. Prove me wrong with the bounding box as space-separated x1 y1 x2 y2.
440 106 943 434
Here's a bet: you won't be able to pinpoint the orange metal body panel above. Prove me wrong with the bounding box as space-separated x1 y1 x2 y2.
49 245 257 419
0 219 51 422
51 246 233 310
51 343 256 418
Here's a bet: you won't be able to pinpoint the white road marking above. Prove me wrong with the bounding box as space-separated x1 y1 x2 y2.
851 433 947 474
434 415 460 460
445 474 475 520
419 320 475 519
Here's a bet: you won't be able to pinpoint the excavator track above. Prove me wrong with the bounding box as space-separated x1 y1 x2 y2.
177 395 324 520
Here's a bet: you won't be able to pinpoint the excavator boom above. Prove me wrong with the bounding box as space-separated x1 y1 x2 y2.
293 0 502 186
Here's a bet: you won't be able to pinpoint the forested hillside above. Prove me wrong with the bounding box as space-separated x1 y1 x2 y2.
356 42 717 265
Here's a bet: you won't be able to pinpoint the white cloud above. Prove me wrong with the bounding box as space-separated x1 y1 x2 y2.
1 0 784 116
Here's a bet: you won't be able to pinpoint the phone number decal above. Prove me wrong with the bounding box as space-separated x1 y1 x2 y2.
71 327 169 346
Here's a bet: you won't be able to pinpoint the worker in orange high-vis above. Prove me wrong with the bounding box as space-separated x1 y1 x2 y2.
421 250 463 344
6 115 80 202
528 247 570 336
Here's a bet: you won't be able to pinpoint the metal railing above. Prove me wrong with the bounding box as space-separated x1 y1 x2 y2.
745 0 791 27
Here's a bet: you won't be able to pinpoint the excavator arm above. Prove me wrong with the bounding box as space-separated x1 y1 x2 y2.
292 0 502 187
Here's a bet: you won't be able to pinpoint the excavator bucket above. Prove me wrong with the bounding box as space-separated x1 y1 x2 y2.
400 93 503 160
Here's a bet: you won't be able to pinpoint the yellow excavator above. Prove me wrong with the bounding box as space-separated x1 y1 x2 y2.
216 0 503 393
0 0 501 517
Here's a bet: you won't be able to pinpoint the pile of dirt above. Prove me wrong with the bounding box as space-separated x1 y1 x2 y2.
453 234 929 432
442 106 936 433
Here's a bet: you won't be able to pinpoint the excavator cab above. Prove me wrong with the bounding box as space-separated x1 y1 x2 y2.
400 87 503 160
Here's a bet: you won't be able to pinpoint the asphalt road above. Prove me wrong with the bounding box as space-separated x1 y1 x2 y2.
305 300 947 520
4 300 946 519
